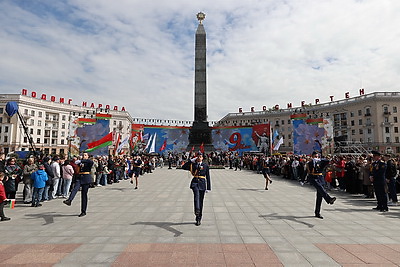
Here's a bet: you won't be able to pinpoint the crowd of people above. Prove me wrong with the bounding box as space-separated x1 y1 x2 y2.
0 149 399 221
0 152 161 220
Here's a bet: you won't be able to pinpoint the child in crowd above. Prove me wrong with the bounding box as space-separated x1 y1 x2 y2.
31 164 48 207
0 172 11 221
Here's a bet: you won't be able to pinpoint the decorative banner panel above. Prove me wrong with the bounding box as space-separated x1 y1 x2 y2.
143 126 190 154
292 118 333 155
212 124 270 155
75 119 111 155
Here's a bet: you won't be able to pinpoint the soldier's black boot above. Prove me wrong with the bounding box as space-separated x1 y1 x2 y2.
195 217 201 226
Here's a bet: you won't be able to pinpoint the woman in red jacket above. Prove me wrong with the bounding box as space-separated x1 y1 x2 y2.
0 172 11 221
335 156 346 191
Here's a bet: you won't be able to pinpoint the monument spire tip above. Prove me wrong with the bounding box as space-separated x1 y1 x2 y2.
196 12 206 24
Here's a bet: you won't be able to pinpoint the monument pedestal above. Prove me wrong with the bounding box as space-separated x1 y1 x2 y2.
188 121 213 153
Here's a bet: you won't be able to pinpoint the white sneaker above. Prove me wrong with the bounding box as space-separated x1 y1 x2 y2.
97 184 102 187
300 182 304 186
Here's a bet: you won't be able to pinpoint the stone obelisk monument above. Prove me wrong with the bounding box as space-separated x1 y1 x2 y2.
188 12 213 151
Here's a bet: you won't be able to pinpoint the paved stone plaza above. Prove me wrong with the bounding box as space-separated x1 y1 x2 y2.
1 167 400 266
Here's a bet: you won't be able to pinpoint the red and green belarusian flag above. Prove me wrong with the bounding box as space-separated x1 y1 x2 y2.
96 113 112 120
306 118 324 125
77 118 96 124
86 132 113 152
290 113 307 120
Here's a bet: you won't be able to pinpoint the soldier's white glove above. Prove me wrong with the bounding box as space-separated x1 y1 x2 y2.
206 190 211 193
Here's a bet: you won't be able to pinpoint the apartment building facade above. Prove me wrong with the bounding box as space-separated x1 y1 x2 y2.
0 93 133 156
217 92 400 155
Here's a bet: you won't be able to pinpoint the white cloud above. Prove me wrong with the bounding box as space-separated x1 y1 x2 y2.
1 0 400 121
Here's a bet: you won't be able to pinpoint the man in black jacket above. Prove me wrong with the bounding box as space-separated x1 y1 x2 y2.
384 154 397 205
42 157 54 201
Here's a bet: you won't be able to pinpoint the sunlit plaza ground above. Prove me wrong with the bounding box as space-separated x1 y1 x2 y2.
1 167 400 266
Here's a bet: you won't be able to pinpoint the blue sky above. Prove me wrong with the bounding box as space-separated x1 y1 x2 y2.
1 0 399 122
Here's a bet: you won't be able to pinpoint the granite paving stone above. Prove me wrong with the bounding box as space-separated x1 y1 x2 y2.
1 168 400 266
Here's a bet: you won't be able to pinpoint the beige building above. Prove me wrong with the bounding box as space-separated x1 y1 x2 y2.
0 93 133 156
217 92 400 155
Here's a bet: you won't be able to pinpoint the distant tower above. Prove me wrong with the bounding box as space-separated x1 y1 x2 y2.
188 12 213 150
194 11 207 123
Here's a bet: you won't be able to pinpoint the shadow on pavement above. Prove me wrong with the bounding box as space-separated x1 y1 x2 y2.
104 187 133 192
259 213 316 228
131 221 195 237
25 212 78 225
237 188 266 192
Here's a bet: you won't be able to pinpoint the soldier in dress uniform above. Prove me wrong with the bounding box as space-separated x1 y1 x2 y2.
370 151 388 212
130 155 143 189
182 152 211 226
307 151 336 219
63 152 94 217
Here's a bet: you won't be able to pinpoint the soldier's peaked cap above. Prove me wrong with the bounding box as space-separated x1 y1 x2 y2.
371 150 381 156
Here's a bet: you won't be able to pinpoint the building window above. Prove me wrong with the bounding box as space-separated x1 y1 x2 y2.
365 107 371 115
62 115 66 121
367 128 372 134
38 120 42 126
385 127 390 133
4 136 8 142
287 120 291 124
396 137 399 143
38 111 42 118
359 129 363 134
281 120 285 125
61 139 65 145
394 106 398 113
358 119 362 125
37 129 41 135
24 137 28 143
358 110 362 116
61 123 65 129
113 121 116 125
394 117 398 123
37 138 40 143
0 118 2 124
384 117 389 123
383 106 389 113
350 112 354 117
4 126 8 133
351 120 355 126
30 128 33 135
386 137 390 143
351 130 355 135
0 108 3 114
61 132 65 137
24 109 28 115
51 139 56 145
288 134 291 139
395 127 399 133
